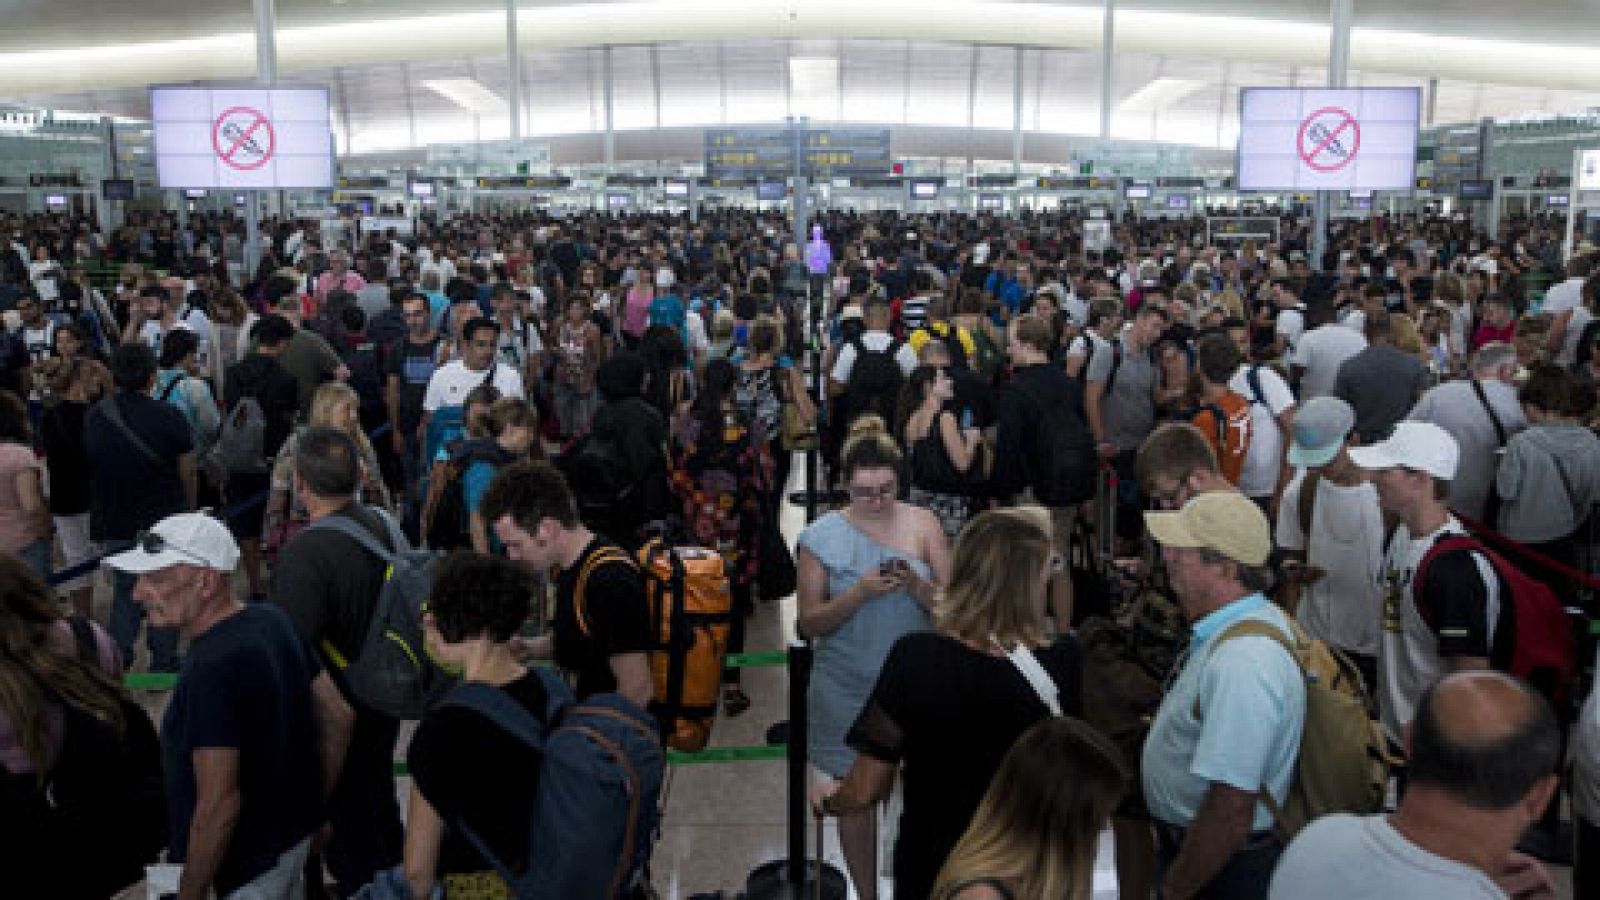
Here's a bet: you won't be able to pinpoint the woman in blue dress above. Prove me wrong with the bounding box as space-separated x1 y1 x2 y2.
797 414 951 900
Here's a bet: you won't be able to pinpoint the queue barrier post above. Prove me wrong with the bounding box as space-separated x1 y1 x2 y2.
744 639 846 900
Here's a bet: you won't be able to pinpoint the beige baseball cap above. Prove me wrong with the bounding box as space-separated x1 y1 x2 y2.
1143 491 1272 567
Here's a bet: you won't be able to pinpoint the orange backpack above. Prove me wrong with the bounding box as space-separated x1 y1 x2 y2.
576 539 733 752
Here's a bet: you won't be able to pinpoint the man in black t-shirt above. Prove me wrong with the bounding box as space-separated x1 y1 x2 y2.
222 314 298 603
86 342 196 672
270 426 403 896
110 512 351 899
481 460 654 704
385 293 448 533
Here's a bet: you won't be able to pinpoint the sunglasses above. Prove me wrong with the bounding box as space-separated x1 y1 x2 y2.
848 482 896 501
134 529 209 567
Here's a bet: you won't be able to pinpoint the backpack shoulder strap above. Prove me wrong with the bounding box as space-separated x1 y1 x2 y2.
573 546 635 638
1469 379 1508 447
1411 534 1489 627
66 615 99 667
158 373 186 403
305 508 399 564
440 680 549 750
1246 363 1268 406
1297 471 1322 543
439 680 551 887
1194 618 1304 719
95 396 160 466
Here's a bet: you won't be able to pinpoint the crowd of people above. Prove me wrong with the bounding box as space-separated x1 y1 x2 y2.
0 201 1598 899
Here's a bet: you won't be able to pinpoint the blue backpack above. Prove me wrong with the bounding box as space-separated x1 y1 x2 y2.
443 670 665 899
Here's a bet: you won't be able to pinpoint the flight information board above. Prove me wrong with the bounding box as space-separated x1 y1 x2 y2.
705 127 891 179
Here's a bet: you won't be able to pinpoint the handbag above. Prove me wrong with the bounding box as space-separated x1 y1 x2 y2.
780 401 818 453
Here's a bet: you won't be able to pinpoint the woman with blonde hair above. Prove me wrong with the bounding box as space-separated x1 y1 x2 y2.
931 717 1127 899
812 506 1079 900
264 381 391 554
798 415 950 900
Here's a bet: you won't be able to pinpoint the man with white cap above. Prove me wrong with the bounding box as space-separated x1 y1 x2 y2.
1141 491 1306 899
1276 396 1386 688
1349 421 1502 743
112 512 352 900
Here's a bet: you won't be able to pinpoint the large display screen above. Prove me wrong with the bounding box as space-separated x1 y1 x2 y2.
910 179 941 199
1236 87 1420 192
152 86 333 189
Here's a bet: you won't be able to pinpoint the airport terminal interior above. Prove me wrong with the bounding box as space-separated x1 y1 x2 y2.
5 1 1600 898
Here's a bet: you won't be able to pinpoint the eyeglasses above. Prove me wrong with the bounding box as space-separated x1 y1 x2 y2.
848 482 896 501
133 529 209 567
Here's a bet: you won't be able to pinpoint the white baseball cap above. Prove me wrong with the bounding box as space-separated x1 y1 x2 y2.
107 512 240 574
1348 421 1460 480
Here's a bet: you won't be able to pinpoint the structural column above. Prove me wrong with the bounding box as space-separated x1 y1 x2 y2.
1099 0 1115 141
247 0 277 279
603 46 616 167
1310 0 1352 272
507 0 522 140
1011 45 1025 177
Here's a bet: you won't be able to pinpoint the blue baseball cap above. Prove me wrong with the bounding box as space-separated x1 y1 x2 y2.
1288 397 1355 468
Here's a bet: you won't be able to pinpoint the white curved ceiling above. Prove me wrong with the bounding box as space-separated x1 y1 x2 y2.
6 0 1600 95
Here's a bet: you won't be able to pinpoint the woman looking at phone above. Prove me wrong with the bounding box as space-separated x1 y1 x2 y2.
797 415 951 900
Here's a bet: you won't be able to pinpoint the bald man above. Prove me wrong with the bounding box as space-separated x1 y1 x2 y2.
1269 671 1559 899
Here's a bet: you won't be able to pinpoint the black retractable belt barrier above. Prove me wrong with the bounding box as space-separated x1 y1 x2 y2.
744 640 846 900
789 280 836 518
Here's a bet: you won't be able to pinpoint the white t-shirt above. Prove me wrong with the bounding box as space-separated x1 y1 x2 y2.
1269 814 1506 900
28 261 60 303
1228 364 1295 498
1559 304 1594 368
1276 473 1385 656
422 359 526 412
830 330 920 383
1543 276 1585 316
1293 324 1367 401
685 311 709 356
1275 306 1306 356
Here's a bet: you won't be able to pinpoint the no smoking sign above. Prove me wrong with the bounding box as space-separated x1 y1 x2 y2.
1296 106 1361 173
210 106 276 171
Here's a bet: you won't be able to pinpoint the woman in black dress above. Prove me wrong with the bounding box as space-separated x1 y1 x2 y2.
812 506 1082 900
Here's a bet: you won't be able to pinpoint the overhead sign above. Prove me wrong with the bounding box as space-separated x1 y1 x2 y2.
152 86 332 189
705 127 891 179
1236 87 1419 192
1036 176 1118 191
475 175 572 190
1206 216 1282 244
1581 148 1600 192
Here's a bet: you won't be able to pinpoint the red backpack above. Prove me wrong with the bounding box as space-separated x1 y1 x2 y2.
1413 535 1577 705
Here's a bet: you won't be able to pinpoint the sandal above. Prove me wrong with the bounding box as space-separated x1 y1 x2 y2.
722 687 752 717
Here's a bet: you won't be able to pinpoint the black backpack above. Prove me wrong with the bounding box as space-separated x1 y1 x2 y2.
1012 376 1098 506
558 431 641 545
422 440 515 552
0 619 168 898
341 338 387 428
842 336 906 430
